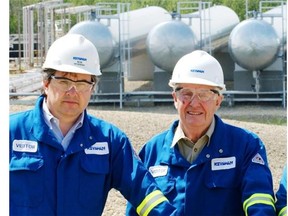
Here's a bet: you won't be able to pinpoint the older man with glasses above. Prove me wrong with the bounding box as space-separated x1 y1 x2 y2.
9 33 178 216
126 50 276 216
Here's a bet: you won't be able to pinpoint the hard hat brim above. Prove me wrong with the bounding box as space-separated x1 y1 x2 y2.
42 64 102 76
169 77 226 90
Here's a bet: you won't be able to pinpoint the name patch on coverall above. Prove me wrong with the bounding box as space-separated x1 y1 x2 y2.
149 165 168 177
12 140 38 153
85 142 109 155
211 157 236 171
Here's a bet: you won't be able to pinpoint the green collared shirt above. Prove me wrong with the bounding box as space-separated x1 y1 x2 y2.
171 117 215 163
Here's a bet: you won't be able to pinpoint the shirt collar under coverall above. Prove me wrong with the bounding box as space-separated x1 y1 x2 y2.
42 100 84 151
171 117 215 163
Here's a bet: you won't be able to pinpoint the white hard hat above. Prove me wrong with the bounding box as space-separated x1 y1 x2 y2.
169 50 225 90
42 33 101 76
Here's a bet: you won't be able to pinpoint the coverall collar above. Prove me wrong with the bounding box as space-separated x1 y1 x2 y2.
29 95 96 153
159 117 228 167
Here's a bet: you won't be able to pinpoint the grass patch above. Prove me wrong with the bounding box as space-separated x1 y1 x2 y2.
221 115 287 126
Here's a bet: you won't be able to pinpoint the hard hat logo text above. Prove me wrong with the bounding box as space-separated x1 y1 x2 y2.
73 56 87 61
73 56 87 67
190 69 204 73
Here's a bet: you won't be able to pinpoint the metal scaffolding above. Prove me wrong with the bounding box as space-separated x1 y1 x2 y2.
177 1 212 53
21 1 101 70
93 2 131 108
22 0 70 69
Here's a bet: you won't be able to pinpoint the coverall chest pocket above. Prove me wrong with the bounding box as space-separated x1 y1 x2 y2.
9 155 44 207
205 167 239 189
79 154 110 208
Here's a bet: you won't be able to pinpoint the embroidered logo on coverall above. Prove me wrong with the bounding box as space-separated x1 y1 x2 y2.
85 142 109 155
149 165 168 177
251 153 265 165
211 157 236 171
12 140 38 153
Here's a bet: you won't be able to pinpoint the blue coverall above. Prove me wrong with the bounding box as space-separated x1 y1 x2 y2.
127 116 276 216
275 165 287 216
10 95 177 216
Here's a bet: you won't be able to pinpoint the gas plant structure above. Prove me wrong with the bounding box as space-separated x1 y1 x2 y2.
10 0 287 107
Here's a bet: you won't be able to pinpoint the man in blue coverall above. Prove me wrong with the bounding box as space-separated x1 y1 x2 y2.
9 33 178 216
126 50 276 215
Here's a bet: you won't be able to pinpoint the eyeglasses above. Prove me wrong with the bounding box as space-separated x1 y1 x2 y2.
175 87 219 102
50 75 95 92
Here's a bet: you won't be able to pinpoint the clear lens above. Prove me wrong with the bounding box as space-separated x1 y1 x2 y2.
176 88 218 102
50 76 94 92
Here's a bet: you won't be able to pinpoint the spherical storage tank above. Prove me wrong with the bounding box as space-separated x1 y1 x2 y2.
146 5 240 72
69 21 115 69
69 6 171 70
146 20 198 72
228 19 280 71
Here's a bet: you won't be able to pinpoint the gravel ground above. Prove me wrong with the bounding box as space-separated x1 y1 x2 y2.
9 102 287 215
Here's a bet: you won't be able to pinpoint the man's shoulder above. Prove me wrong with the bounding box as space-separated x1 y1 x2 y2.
10 108 34 120
86 113 126 135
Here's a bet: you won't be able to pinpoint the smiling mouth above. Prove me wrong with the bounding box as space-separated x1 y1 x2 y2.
187 111 202 115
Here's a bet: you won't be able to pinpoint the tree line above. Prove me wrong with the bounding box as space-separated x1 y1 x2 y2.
10 0 263 34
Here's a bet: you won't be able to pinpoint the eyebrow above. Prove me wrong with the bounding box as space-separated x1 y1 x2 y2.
174 87 183 92
210 89 220 95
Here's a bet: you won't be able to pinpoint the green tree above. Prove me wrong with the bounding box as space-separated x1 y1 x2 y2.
9 0 265 34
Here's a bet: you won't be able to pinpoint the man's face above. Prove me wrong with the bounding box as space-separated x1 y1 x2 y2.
172 83 223 134
43 71 94 121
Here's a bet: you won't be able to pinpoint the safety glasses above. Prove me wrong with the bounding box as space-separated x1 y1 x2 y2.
175 87 219 102
50 75 95 92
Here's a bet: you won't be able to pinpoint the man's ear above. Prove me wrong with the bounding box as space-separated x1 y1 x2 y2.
42 80 49 94
172 92 178 109
215 95 224 108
